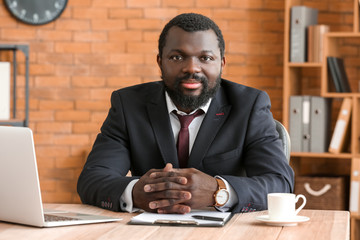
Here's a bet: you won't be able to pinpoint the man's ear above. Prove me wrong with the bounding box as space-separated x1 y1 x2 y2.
157 54 162 68
221 56 226 68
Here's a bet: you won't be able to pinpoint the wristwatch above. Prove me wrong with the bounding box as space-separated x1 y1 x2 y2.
213 177 229 207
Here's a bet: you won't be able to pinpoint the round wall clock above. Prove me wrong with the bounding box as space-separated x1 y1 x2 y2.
4 0 68 25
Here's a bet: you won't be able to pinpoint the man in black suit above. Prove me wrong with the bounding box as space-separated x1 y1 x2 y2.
77 13 294 214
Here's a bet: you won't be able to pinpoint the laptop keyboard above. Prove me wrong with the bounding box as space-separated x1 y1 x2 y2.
44 214 81 222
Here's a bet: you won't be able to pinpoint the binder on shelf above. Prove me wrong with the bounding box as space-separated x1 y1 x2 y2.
350 158 360 213
290 96 331 153
289 96 302 152
0 62 10 120
328 98 352 154
327 57 351 93
290 6 318 62
301 96 311 152
307 25 329 62
310 97 331 152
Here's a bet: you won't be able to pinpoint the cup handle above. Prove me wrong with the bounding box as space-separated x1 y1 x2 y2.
295 194 307 215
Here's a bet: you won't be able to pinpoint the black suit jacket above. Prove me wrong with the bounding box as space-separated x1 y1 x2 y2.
77 79 294 213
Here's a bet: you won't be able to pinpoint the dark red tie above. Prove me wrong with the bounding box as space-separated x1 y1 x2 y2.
174 110 204 168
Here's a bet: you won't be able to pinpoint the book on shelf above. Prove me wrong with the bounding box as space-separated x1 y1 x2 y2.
307 24 329 62
328 98 352 154
327 57 351 93
0 62 10 120
290 6 318 62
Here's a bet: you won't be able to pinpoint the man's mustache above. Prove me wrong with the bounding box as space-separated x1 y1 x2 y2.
176 74 207 83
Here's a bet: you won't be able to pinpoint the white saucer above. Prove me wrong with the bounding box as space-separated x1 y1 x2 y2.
255 215 310 227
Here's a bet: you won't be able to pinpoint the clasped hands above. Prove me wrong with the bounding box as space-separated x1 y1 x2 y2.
132 163 217 214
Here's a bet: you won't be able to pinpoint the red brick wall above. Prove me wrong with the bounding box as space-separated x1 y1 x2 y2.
0 0 285 203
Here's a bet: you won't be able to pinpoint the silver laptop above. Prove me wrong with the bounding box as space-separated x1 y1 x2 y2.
0 126 122 227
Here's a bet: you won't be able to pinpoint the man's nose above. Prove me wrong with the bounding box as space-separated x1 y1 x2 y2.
182 57 201 74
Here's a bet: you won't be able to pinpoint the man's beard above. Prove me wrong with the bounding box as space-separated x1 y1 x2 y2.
163 73 221 111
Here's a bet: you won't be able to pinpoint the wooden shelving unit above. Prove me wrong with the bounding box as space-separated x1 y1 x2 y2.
283 0 360 239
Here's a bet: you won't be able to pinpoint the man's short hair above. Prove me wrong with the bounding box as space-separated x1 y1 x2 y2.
158 13 225 58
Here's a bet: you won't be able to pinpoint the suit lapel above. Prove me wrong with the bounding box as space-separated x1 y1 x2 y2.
188 87 231 169
146 84 179 168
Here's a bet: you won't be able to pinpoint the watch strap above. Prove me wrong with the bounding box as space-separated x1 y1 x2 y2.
215 177 226 190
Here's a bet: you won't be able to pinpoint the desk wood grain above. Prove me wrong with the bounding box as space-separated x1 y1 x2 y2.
0 204 349 240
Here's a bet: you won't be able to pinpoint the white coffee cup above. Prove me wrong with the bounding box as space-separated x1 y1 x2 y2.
267 193 306 220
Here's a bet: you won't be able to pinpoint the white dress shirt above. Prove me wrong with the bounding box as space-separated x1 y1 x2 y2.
120 92 237 212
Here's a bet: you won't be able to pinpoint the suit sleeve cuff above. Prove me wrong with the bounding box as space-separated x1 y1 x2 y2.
120 179 140 212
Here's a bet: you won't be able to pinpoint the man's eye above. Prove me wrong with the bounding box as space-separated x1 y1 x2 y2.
170 55 183 61
201 56 213 61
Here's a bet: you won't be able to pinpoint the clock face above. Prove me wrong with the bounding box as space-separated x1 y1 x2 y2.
4 0 68 25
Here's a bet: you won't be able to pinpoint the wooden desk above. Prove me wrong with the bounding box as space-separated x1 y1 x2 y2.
0 204 349 240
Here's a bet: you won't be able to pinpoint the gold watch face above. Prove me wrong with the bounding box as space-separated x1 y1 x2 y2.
215 189 229 205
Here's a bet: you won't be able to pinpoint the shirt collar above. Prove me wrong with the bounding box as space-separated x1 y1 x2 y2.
165 91 212 115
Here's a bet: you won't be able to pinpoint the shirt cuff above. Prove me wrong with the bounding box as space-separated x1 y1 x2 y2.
120 179 140 212
214 176 238 212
